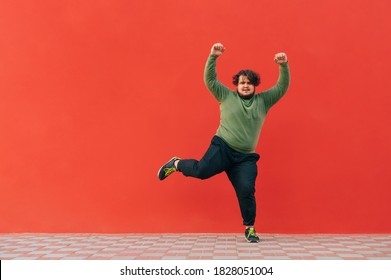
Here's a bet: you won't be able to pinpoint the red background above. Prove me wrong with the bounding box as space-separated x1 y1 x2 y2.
1 0 390 233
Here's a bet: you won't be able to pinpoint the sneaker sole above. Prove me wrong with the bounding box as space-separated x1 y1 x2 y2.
246 239 260 243
245 236 260 243
157 156 178 180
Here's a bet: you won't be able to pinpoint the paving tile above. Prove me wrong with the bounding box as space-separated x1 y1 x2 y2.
12 257 40 260
161 256 188 260
287 253 313 257
1 233 390 260
12 247 40 252
61 256 88 260
315 256 343 260
283 247 306 251
28 250 54 255
377 248 391 252
0 254 22 258
101 247 126 252
357 250 385 255
44 254 69 258
338 253 365 258
213 256 239 260
261 249 286 254
329 247 354 252
303 245 325 248
56 248 79 252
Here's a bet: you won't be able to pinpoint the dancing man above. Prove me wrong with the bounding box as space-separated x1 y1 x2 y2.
158 43 290 243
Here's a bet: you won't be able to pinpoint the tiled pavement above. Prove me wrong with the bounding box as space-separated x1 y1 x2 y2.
1 233 391 260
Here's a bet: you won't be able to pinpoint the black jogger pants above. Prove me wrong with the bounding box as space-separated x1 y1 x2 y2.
177 135 260 226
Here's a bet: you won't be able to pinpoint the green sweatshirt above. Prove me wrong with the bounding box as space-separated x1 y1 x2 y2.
204 55 290 154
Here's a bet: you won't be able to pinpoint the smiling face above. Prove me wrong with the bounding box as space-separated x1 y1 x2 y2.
237 75 255 97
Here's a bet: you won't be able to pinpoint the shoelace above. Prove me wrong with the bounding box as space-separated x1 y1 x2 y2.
247 228 258 238
164 167 176 177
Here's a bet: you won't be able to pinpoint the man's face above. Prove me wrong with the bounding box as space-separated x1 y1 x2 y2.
237 76 255 97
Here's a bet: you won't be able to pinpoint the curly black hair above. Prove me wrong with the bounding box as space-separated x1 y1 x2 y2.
232 70 260 86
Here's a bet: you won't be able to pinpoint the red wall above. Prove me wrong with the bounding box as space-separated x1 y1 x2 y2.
1 0 390 233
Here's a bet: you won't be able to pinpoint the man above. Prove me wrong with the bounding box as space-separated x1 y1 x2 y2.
157 43 290 243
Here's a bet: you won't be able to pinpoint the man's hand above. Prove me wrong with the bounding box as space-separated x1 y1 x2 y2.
211 43 225 57
274 53 288 64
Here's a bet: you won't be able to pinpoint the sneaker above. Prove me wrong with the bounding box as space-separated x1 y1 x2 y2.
157 157 180 180
245 227 260 243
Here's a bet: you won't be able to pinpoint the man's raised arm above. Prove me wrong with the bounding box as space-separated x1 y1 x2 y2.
204 43 229 101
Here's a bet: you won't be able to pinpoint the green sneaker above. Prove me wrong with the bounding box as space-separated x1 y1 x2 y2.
157 157 180 180
245 227 260 243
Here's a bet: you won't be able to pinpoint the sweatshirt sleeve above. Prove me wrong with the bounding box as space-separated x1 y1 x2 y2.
261 63 290 111
204 55 231 102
